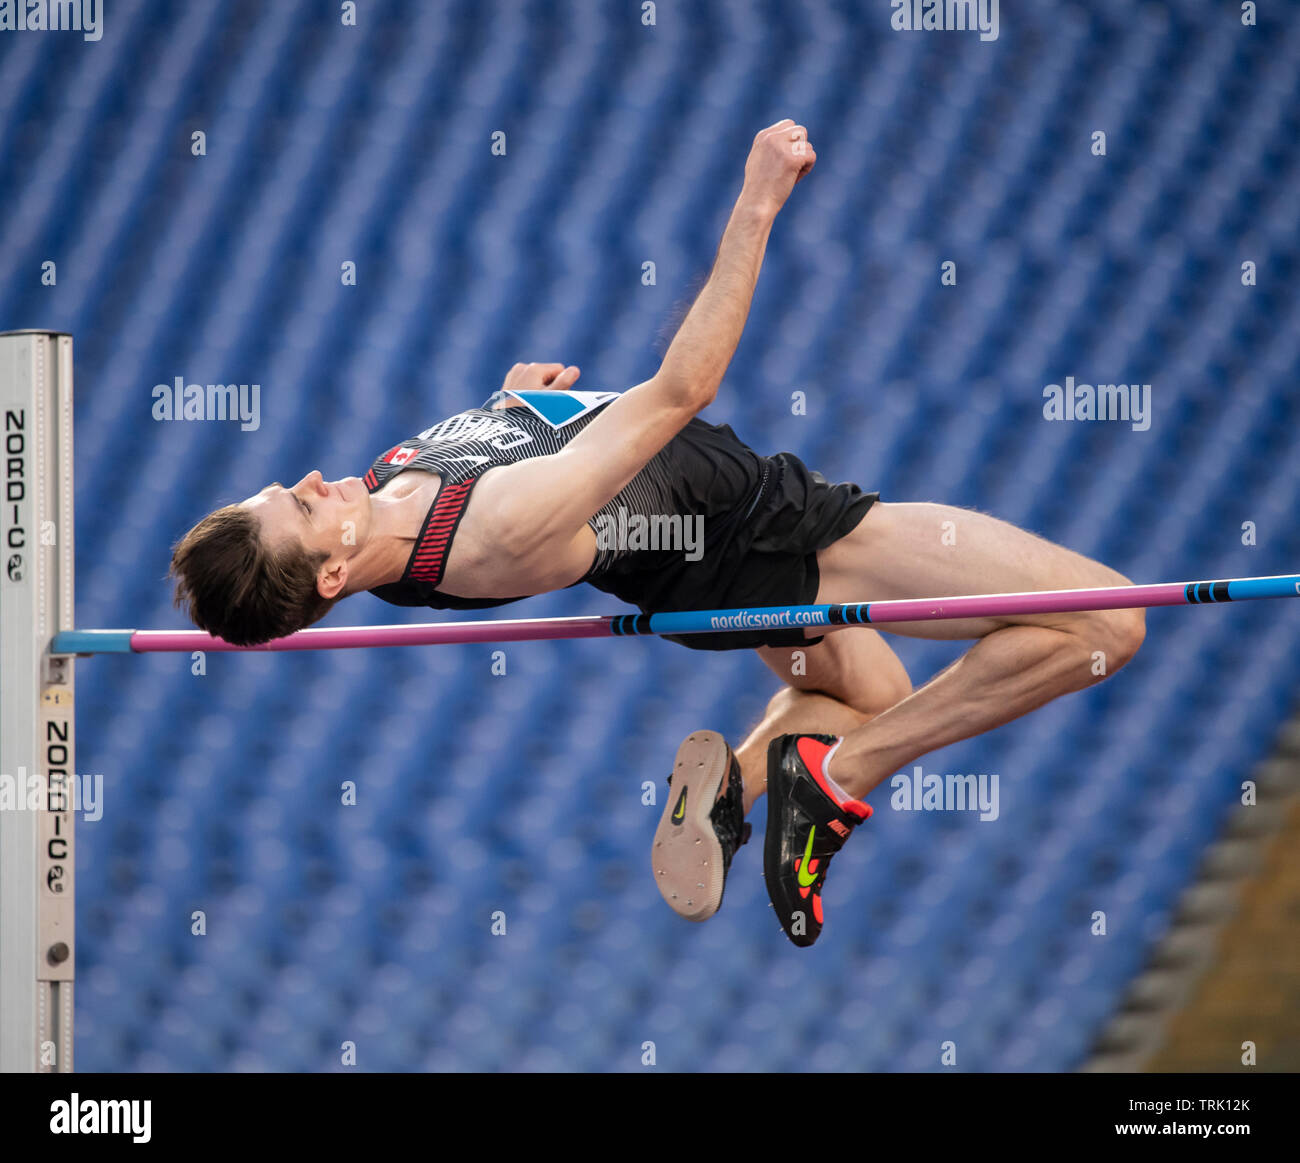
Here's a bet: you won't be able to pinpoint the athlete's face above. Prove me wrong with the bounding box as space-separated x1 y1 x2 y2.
241 471 371 590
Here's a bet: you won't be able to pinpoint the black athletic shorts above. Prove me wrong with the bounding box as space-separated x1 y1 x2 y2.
584 416 878 651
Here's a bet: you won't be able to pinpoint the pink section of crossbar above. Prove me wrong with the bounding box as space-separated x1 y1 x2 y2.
129 615 615 652
863 581 1190 623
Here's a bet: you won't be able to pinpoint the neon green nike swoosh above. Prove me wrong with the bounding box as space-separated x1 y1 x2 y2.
796 826 819 888
673 791 686 820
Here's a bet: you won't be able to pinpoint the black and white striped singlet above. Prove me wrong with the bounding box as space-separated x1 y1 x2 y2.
362 389 688 611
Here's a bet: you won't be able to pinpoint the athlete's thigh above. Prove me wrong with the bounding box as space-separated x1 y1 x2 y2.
755 626 912 714
814 501 1132 641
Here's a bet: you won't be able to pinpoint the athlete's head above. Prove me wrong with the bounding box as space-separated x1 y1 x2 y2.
170 471 370 646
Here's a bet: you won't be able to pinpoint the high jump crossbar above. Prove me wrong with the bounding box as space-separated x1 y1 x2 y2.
48 574 1300 655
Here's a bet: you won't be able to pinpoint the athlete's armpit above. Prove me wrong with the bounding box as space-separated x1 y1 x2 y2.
469 374 703 560
437 465 598 596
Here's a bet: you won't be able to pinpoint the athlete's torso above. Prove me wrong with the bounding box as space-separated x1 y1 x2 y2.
363 389 682 610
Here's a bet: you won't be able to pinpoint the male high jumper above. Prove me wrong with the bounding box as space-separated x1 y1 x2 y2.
170 120 1144 946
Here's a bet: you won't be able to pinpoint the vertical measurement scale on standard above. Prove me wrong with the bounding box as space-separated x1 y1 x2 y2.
0 330 76 1072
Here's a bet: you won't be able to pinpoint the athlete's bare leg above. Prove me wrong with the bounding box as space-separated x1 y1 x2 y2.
733 630 912 814
807 501 1146 798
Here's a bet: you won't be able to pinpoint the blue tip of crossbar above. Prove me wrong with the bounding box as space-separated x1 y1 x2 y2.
50 630 135 654
1228 576 1300 601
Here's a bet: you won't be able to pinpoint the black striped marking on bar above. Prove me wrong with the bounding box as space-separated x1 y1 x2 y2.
611 613 653 637
1185 581 1233 604
830 604 869 625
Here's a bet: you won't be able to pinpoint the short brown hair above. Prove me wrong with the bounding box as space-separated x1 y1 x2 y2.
169 504 335 646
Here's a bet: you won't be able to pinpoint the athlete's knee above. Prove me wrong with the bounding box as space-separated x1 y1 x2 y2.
1070 606 1145 679
829 638 912 714
850 656 912 714
763 681 872 730
758 634 911 717
775 659 910 718
1105 606 1146 670
1096 567 1146 669
763 683 796 716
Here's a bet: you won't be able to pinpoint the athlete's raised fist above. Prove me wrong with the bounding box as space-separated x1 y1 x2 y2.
741 119 817 217
501 362 581 394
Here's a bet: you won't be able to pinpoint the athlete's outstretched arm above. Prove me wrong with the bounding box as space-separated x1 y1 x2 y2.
477 119 817 562
647 121 815 405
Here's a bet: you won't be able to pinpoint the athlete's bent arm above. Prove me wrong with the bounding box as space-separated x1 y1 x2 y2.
477 119 817 563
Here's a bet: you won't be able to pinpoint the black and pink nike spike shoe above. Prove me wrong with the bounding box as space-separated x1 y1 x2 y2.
764 734 872 947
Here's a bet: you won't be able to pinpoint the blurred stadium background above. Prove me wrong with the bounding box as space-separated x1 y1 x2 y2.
2 0 1299 1071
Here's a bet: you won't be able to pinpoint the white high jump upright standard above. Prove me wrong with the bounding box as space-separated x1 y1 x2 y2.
0 330 76 1072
